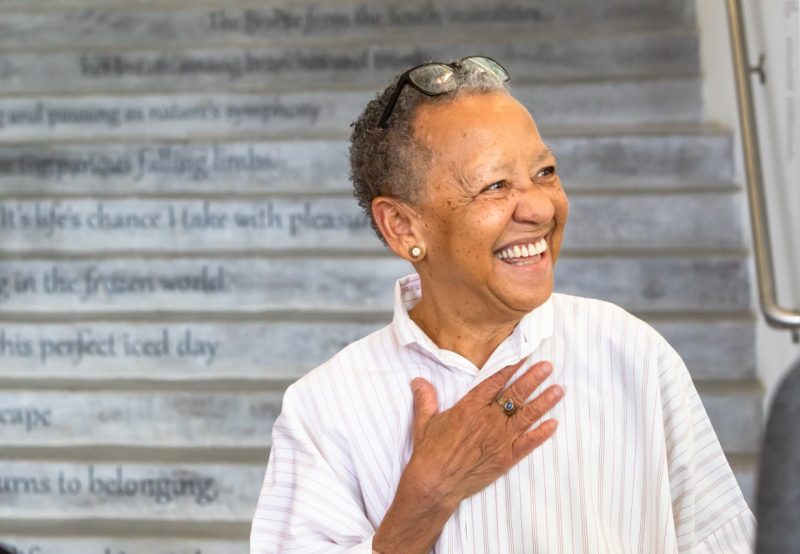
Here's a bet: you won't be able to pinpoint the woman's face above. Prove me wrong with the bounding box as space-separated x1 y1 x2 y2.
411 92 569 321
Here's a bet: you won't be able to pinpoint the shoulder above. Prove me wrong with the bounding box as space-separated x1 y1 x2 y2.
549 292 680 370
277 322 414 448
550 291 632 315
550 292 662 340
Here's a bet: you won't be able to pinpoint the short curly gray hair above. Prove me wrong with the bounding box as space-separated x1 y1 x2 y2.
349 61 510 242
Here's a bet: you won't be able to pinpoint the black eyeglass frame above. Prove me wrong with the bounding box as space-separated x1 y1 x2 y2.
376 56 510 129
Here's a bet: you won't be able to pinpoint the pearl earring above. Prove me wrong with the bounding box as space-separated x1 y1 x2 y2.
409 245 424 259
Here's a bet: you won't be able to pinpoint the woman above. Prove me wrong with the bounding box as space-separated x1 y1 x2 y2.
251 57 754 553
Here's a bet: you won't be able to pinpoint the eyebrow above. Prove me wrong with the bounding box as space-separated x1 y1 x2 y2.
491 146 555 174
459 145 557 189
535 146 556 165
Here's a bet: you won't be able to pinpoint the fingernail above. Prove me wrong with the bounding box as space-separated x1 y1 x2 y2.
540 362 553 374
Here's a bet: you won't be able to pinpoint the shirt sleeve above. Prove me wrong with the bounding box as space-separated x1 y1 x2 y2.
657 338 756 553
250 383 377 553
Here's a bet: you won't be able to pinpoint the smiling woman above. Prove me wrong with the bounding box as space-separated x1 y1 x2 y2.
251 57 755 554
374 93 568 364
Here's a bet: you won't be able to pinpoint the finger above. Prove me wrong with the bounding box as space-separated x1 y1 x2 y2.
503 361 553 405
472 359 526 403
511 419 559 460
513 384 563 430
410 378 439 440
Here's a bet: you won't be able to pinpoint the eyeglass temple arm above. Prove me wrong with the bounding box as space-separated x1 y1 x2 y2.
377 73 412 129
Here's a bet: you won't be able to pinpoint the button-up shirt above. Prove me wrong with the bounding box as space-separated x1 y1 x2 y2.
251 274 755 553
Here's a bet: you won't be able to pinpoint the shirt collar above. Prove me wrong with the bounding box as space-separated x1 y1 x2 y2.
391 273 554 374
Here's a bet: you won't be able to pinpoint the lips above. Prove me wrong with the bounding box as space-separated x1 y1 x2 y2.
494 237 548 262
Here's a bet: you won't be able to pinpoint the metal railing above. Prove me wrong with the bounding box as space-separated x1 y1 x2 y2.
724 0 800 341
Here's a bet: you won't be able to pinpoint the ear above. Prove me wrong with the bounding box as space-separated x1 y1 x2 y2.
372 196 425 262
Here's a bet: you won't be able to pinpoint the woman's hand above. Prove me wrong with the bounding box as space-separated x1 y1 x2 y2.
408 359 562 503
373 360 563 553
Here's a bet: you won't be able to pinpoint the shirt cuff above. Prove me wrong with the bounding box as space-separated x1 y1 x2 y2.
698 509 756 553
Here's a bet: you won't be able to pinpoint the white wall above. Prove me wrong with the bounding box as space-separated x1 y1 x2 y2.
697 0 800 409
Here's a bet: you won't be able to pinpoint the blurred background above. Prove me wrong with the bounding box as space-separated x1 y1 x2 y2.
0 0 797 552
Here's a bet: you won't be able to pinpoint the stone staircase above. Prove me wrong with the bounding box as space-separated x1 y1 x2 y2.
0 0 761 552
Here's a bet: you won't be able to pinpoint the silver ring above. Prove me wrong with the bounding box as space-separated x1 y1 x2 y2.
495 395 517 417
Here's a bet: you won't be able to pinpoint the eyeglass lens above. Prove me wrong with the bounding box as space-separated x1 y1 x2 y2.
461 57 509 81
408 64 458 94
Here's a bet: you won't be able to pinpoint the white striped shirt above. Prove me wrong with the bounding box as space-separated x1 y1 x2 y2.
251 274 755 553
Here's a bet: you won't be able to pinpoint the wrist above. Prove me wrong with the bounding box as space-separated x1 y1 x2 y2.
400 455 460 512
373 458 460 553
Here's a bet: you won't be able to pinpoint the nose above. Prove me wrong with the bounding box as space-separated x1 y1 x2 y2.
512 185 557 228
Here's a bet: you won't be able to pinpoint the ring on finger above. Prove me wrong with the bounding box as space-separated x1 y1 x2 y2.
495 395 518 417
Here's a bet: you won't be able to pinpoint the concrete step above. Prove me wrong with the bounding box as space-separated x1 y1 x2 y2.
0 256 751 315
0 318 755 382
730 455 759 511
0 79 703 144
0 131 733 195
564 192 746 251
0 457 757 550
0 460 261 521
0 383 761 455
1 538 247 554
552 129 734 188
0 390 281 449
0 191 745 254
652 319 755 380
0 30 699 95
0 1 695 52
0 454 758 539
696 381 764 456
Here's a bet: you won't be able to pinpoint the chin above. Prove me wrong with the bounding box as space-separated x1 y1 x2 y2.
503 283 553 315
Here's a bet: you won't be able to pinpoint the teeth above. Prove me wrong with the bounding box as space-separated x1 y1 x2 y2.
532 238 545 255
496 238 548 260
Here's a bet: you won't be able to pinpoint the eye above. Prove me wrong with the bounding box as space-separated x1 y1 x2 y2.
481 180 507 193
536 165 556 178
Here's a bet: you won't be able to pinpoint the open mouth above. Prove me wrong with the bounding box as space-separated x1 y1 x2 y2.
494 237 548 265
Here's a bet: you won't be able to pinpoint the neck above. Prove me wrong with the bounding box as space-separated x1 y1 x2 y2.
408 281 522 369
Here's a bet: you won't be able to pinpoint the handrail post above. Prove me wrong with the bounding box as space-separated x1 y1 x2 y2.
724 0 800 335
